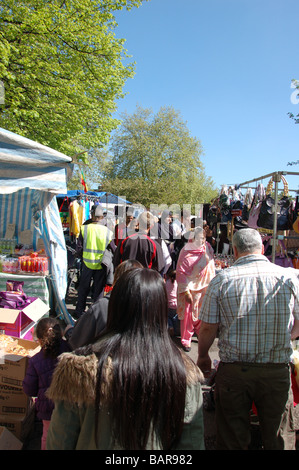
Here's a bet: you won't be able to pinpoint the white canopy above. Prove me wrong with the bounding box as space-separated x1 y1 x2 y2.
0 127 73 194
0 128 74 324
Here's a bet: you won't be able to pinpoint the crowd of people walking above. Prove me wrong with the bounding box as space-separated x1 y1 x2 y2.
22 207 299 450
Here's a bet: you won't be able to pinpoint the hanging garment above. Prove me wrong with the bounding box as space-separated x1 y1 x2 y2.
69 200 84 238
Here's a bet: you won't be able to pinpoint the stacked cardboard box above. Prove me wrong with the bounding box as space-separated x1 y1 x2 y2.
0 335 40 442
0 426 23 450
0 297 49 341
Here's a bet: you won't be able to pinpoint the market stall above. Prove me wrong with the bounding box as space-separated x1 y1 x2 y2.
238 171 299 264
57 189 131 239
208 172 299 434
0 127 74 326
207 171 299 265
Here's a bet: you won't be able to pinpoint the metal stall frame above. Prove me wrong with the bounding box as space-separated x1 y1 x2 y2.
238 171 299 263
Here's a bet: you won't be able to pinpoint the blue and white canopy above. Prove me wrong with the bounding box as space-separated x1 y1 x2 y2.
0 127 73 194
57 189 130 205
0 128 74 324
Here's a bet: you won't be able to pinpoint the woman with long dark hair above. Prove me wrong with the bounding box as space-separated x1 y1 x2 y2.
46 268 205 450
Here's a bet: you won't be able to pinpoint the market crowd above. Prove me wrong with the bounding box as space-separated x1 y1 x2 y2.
23 205 299 451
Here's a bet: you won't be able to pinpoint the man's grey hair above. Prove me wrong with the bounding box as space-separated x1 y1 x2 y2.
232 228 263 254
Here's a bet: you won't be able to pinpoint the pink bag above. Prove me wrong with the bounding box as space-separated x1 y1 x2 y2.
247 184 265 229
0 291 28 307
247 201 262 229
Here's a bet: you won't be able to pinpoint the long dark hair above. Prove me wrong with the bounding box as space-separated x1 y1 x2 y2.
93 268 191 450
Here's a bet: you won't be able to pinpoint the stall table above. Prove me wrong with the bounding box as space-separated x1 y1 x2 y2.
0 273 49 307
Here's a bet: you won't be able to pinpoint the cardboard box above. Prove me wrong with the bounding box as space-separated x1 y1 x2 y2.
0 387 32 415
0 337 40 389
0 403 35 441
0 425 23 450
0 338 38 443
0 297 49 340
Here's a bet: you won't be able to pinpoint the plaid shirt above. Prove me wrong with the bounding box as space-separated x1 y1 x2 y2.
199 254 299 364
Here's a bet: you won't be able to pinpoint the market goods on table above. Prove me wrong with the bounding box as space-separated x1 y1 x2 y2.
0 239 49 275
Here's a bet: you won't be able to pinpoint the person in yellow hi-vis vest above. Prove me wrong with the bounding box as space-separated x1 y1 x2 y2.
74 206 113 318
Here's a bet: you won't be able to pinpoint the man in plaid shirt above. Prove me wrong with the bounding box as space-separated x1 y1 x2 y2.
197 228 299 450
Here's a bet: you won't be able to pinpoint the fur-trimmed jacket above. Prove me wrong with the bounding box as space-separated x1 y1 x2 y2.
46 344 205 450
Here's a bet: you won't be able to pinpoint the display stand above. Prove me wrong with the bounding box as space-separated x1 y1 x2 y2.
238 171 299 263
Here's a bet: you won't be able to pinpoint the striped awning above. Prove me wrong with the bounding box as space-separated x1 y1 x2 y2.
0 128 74 324
0 128 73 194
0 188 74 325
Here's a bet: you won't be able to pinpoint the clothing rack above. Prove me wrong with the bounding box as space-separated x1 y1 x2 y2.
237 171 299 263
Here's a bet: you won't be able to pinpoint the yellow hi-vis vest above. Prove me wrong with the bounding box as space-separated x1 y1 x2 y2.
81 223 112 270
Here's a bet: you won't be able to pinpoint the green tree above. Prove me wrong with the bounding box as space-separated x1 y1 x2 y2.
0 0 145 156
66 146 110 191
103 105 217 208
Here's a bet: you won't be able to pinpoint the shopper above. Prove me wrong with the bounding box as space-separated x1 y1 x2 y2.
74 205 113 318
114 206 136 245
22 318 70 450
46 268 205 450
66 259 143 349
176 226 215 351
157 209 174 243
113 211 166 273
197 228 299 450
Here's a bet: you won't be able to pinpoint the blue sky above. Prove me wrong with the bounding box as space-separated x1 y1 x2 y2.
113 0 299 192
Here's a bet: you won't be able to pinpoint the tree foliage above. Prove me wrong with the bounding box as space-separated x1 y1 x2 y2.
67 146 110 190
0 0 145 156
102 105 217 207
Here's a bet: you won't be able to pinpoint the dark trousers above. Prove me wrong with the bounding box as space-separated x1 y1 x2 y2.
215 361 295 450
75 263 106 317
168 308 180 336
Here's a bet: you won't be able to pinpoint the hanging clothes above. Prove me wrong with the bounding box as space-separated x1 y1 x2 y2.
69 199 84 238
